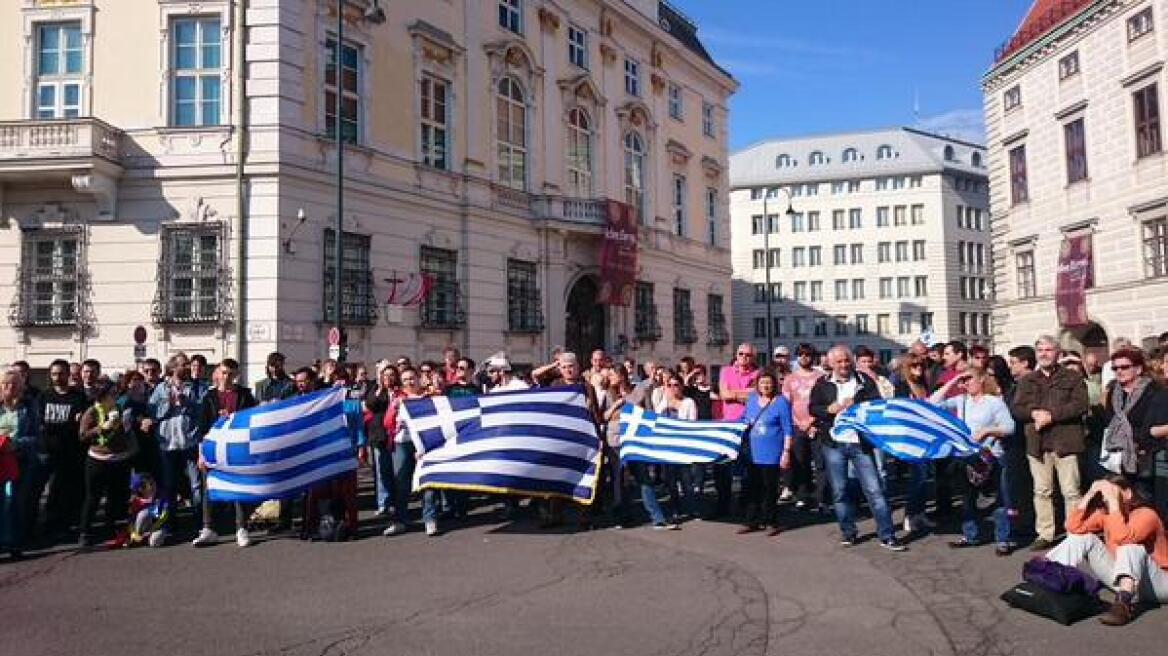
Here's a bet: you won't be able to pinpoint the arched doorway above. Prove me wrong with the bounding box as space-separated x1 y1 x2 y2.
1060 321 1108 361
566 275 605 358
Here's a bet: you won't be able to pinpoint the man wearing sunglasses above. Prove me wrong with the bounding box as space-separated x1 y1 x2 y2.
782 344 826 511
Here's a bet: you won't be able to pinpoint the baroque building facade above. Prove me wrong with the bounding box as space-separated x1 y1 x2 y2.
0 0 736 378
984 0 1168 354
729 128 991 363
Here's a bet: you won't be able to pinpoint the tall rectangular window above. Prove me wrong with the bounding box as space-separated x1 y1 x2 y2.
769 283 782 301
1009 145 1029 204
635 282 660 340
567 24 587 69
672 174 687 237
323 229 375 325
920 312 934 331
848 208 862 229
793 316 806 337
912 240 926 261
420 246 461 328
792 247 805 267
753 317 766 339
1134 84 1162 159
1128 6 1154 41
1003 85 1021 111
895 241 908 262
708 294 728 346
702 101 715 137
794 281 807 302
1059 51 1080 80
832 210 845 230
898 312 912 335
753 283 766 302
911 204 924 225
767 248 780 267
1016 250 1037 299
507 259 542 332
420 74 449 169
35 22 83 119
751 215 764 235
18 230 79 326
1143 217 1168 278
810 281 823 302
834 315 849 336
766 214 779 233
879 277 892 299
172 17 222 127
914 276 928 297
852 279 865 300
855 314 869 335
497 77 527 190
850 243 863 264
876 207 889 228
814 317 828 337
752 249 765 269
161 224 223 323
499 0 522 33
1064 118 1088 183
808 246 822 267
893 205 906 226
706 187 718 246
807 211 820 231
773 317 785 337
673 288 696 344
791 212 805 232
896 277 910 298
877 242 890 263
876 314 890 336
667 83 683 120
834 245 847 265
624 58 640 96
325 37 359 142
834 279 848 301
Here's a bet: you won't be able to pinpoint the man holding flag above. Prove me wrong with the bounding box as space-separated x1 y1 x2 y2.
810 346 906 552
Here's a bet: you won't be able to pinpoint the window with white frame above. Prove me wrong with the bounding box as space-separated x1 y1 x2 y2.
1016 249 1037 298
496 76 527 190
668 83 683 120
898 312 912 335
753 283 766 301
499 0 522 34
624 58 640 96
843 147 858 162
834 244 848 265
834 279 848 301
877 242 890 262
706 187 718 246
160 223 225 323
702 101 715 137
879 278 892 299
752 249 765 269
911 204 924 225
914 276 928 297
1128 6 1154 42
876 144 893 160
809 246 822 266
325 37 360 142
810 281 823 302
624 131 646 223
896 277 910 298
567 23 587 69
672 174 687 237
856 314 869 335
876 206 889 227
912 240 926 261
850 243 863 264
848 208 862 229
1143 217 1168 279
894 205 906 226
895 241 908 262
832 210 845 230
17 229 80 326
420 74 449 169
172 17 222 127
35 22 83 119
565 107 593 197
852 279 865 300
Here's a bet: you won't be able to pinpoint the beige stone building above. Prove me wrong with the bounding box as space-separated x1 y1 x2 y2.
0 0 737 379
729 128 992 364
984 0 1168 354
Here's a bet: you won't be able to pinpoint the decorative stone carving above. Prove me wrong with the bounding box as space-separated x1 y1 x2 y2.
537 7 560 32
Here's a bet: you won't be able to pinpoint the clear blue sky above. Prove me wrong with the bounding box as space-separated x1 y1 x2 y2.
677 0 1035 150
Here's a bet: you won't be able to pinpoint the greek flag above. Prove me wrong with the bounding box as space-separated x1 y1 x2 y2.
400 385 602 503
831 398 979 462
201 388 357 502
618 405 745 465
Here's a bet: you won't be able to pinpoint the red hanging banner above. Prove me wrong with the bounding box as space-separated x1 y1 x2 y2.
1055 234 1093 328
597 200 638 306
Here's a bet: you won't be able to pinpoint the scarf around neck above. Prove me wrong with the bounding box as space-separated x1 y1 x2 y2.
1104 377 1150 473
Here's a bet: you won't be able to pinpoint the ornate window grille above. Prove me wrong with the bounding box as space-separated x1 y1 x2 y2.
10 226 85 328
322 228 377 325
673 287 696 345
420 246 464 329
154 222 231 324
634 281 660 341
706 293 728 346
507 258 543 332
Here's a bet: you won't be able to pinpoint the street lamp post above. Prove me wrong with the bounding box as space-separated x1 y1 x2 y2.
761 189 797 357
333 0 385 363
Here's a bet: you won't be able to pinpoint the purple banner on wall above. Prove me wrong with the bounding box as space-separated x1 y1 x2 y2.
1055 234 1093 328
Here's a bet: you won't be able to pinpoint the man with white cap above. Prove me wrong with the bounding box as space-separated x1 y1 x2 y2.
772 345 792 379
485 353 529 393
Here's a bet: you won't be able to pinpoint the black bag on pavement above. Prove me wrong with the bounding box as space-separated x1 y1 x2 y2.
999 581 1103 625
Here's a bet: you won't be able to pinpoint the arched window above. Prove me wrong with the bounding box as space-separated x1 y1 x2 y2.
876 144 893 160
944 145 956 161
775 153 791 168
565 107 593 197
496 76 527 190
809 151 825 165
971 151 982 167
842 147 858 162
624 130 646 224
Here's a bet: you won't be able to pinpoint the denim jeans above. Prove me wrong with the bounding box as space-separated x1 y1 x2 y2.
961 459 1012 545
905 462 929 518
159 447 200 510
372 444 393 512
629 462 666 525
823 442 896 542
391 441 437 525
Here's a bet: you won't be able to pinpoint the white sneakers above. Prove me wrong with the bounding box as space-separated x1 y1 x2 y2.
192 527 251 547
382 522 407 537
192 528 218 546
904 514 937 533
424 521 439 537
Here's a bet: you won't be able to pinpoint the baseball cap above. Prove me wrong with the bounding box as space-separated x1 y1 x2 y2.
486 353 512 372
773 345 790 357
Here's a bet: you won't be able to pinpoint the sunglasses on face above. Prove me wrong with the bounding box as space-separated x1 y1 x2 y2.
456 365 469 370
1113 363 1134 371
667 382 682 387
737 352 752 357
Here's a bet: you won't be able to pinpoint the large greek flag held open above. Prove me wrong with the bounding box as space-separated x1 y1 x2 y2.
618 405 745 465
201 388 356 503
400 386 601 504
831 398 980 462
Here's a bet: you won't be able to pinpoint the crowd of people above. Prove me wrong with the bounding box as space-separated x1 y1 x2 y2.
2 333 1167 625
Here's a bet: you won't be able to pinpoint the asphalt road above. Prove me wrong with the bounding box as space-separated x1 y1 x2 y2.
1 498 1165 656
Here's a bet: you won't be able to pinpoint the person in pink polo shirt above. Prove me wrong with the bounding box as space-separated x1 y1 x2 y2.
716 343 760 518
781 344 826 511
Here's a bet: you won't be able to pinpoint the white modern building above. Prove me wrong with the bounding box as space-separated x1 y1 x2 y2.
0 0 737 380
984 0 1168 355
729 128 992 363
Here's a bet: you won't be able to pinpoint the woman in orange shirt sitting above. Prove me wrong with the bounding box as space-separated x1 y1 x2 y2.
1044 475 1168 626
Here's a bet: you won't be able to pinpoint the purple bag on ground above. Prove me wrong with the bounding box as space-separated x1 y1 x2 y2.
1022 557 1104 597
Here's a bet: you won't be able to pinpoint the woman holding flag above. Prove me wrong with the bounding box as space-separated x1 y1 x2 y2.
739 372 793 536
656 372 700 522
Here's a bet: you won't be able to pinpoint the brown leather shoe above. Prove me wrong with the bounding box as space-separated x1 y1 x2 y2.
1099 599 1135 626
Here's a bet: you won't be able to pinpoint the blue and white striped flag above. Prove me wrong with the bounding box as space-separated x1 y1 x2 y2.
618 405 745 465
400 385 602 504
201 388 357 503
831 398 979 462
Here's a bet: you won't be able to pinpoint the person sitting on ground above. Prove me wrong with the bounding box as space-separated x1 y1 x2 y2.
1043 476 1168 626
